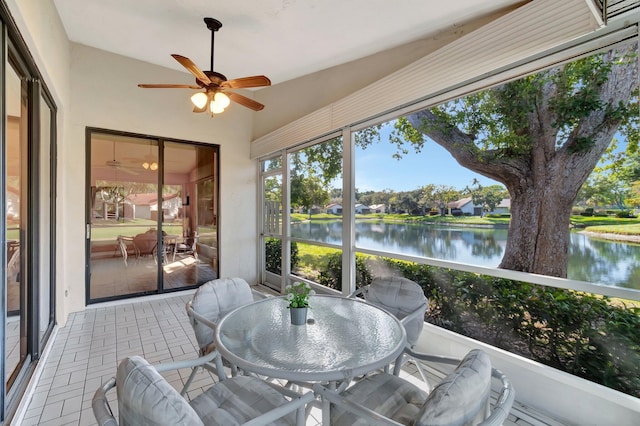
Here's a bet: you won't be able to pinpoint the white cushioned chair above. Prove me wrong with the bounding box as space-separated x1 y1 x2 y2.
183 277 266 394
350 276 429 381
93 354 314 426
315 349 515 426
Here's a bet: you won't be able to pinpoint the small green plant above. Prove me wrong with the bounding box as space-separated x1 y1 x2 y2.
285 281 314 308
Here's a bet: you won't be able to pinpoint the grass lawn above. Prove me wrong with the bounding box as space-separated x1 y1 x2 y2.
291 212 511 225
90 218 185 240
583 223 640 236
295 243 340 278
570 215 640 227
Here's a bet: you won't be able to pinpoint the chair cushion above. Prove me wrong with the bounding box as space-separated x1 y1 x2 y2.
116 356 204 426
190 277 254 350
331 373 427 426
190 375 296 426
367 276 428 345
415 349 492 426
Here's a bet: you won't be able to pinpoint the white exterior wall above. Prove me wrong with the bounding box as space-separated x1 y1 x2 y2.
460 202 475 215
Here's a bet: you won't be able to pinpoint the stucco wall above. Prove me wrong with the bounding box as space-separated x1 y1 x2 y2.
66 44 259 318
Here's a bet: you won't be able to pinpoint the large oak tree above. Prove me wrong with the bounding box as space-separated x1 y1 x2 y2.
393 42 638 277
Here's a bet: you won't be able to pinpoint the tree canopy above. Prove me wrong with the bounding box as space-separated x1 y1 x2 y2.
360 41 639 277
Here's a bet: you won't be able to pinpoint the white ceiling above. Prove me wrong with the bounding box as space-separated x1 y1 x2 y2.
52 0 524 86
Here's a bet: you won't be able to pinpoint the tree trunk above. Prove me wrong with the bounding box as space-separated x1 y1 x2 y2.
405 42 637 277
500 182 574 276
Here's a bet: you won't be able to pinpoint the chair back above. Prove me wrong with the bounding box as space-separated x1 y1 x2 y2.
116 356 204 426
132 232 157 256
366 276 427 345
415 349 491 426
188 277 254 351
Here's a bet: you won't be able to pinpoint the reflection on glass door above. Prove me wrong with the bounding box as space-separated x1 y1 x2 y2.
5 58 28 392
88 132 220 302
88 133 160 300
162 143 218 288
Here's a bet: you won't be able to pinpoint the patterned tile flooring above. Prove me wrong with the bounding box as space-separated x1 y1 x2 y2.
11 290 567 426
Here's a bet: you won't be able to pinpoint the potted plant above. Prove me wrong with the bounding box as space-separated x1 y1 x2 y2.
285 282 315 325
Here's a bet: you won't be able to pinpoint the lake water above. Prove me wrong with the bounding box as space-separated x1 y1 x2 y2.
290 220 640 290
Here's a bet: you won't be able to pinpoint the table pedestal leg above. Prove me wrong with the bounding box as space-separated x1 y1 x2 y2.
321 381 336 425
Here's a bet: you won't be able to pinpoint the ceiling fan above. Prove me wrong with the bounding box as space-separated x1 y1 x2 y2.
138 17 271 115
103 142 139 175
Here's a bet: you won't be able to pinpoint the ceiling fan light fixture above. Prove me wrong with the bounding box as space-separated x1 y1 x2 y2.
150 162 158 171
210 101 225 114
214 92 230 108
142 162 150 169
191 92 208 109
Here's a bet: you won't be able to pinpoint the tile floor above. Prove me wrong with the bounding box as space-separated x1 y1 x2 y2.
12 290 567 426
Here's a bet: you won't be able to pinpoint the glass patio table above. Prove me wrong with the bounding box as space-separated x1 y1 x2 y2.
215 294 407 424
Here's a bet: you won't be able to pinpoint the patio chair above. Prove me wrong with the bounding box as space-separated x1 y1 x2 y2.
92 353 314 426
184 277 266 394
132 231 158 263
115 235 134 267
350 276 429 383
175 232 198 260
314 348 515 426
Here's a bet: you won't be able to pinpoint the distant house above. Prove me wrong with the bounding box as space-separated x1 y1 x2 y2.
127 192 182 220
326 203 342 214
369 203 386 213
447 197 477 215
489 198 511 215
355 203 371 214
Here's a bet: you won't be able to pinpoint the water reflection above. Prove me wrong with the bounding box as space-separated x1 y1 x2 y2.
290 220 640 290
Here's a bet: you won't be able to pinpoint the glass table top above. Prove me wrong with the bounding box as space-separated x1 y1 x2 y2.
215 294 407 382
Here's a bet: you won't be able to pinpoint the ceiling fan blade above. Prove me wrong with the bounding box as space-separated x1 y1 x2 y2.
221 75 271 89
227 92 265 111
138 84 201 89
171 54 212 85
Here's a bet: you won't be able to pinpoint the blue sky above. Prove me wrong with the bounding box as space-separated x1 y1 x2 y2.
354 134 501 193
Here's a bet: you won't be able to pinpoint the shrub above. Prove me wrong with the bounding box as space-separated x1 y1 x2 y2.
343 257 640 397
616 210 637 218
264 238 298 275
317 252 372 292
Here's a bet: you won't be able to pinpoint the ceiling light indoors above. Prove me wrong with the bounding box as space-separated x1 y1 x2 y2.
190 92 208 109
209 92 230 115
142 161 158 170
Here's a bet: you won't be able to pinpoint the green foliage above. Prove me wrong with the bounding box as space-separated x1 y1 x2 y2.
350 257 640 397
264 238 299 275
317 253 372 292
616 210 637 218
284 281 314 308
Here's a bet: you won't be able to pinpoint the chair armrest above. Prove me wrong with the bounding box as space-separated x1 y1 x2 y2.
186 304 218 331
154 349 221 374
348 285 368 299
403 347 462 366
313 383 403 426
398 301 428 327
242 389 315 426
479 368 515 426
92 378 118 426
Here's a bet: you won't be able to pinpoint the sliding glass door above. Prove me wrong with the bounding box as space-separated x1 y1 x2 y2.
87 130 219 303
1 6 57 420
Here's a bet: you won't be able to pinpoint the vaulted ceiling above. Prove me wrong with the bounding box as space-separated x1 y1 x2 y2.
52 0 524 86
